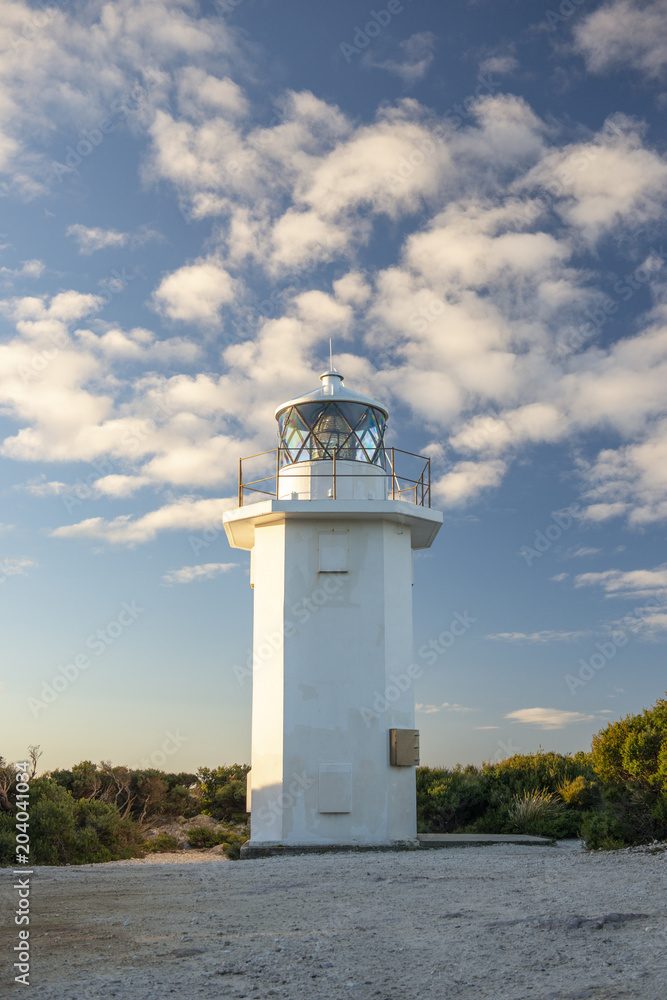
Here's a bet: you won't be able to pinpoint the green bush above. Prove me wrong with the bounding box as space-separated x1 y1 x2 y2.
0 780 145 865
580 811 628 850
197 765 249 821
222 833 248 860
508 789 565 837
417 751 593 836
186 826 225 848
144 833 181 853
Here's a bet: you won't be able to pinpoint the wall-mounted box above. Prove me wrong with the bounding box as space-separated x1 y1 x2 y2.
389 729 420 766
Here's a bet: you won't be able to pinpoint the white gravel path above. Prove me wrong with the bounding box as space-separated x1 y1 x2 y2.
2 841 666 999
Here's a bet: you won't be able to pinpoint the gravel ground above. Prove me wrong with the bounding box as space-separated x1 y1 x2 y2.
2 841 666 999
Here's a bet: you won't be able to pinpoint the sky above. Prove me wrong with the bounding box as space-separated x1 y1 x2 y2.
1 0 667 775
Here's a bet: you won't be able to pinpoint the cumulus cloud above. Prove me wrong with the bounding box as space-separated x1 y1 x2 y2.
66 225 128 254
433 460 507 507
51 496 235 546
363 32 437 84
152 258 238 324
479 55 518 76
0 259 44 282
574 0 667 79
162 562 237 584
579 417 667 524
505 707 596 729
0 0 243 194
0 556 37 580
1 7 667 528
574 565 667 596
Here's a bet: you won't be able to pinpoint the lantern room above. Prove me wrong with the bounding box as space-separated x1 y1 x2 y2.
274 369 389 501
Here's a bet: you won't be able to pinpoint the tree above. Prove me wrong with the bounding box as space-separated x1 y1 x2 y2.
591 695 667 793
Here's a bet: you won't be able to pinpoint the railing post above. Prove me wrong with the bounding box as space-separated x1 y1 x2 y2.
391 447 395 500
276 447 280 500
238 457 243 508
427 457 431 507
332 448 336 500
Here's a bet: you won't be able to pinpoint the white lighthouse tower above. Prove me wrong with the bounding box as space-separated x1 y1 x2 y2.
223 366 442 855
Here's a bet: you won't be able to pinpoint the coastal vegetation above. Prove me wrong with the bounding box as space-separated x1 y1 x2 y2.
2 695 665 863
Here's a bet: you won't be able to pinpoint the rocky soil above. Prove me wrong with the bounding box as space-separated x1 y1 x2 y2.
2 840 666 999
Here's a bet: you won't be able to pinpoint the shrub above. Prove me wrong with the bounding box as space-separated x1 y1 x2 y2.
222 833 248 860
508 789 566 837
580 811 628 851
591 696 667 792
197 765 249 821
557 775 598 809
144 833 181 853
186 826 225 848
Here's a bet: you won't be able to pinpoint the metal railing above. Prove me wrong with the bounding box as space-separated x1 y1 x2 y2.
238 447 431 508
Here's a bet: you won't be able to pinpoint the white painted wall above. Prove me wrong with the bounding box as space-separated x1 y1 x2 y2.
278 458 388 501
243 511 427 848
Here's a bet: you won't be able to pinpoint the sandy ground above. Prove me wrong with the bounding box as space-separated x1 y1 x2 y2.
2 841 666 999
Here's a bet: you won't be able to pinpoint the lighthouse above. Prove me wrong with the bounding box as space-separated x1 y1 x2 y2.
223 367 442 855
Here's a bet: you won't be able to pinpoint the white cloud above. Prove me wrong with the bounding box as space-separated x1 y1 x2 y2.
579 418 667 525
0 259 44 282
519 116 667 242
487 630 590 643
21 479 68 497
152 258 238 324
505 707 596 729
50 496 235 545
0 0 243 194
416 702 477 714
0 556 37 580
568 547 602 558
433 460 507 507
66 225 127 254
551 573 569 581
363 32 436 84
479 55 518 76
574 565 667 596
94 475 151 498
574 0 667 79
162 562 237 584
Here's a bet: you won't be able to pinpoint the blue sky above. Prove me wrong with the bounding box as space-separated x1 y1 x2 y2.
2 0 667 773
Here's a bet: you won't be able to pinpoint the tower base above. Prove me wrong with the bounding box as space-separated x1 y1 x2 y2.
240 839 420 859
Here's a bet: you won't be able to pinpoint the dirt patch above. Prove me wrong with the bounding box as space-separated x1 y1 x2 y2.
2 840 666 999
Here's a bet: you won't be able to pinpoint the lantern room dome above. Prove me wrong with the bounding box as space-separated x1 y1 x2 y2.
275 369 388 469
274 369 388 419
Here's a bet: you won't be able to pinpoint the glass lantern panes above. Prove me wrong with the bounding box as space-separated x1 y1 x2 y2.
278 402 386 468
